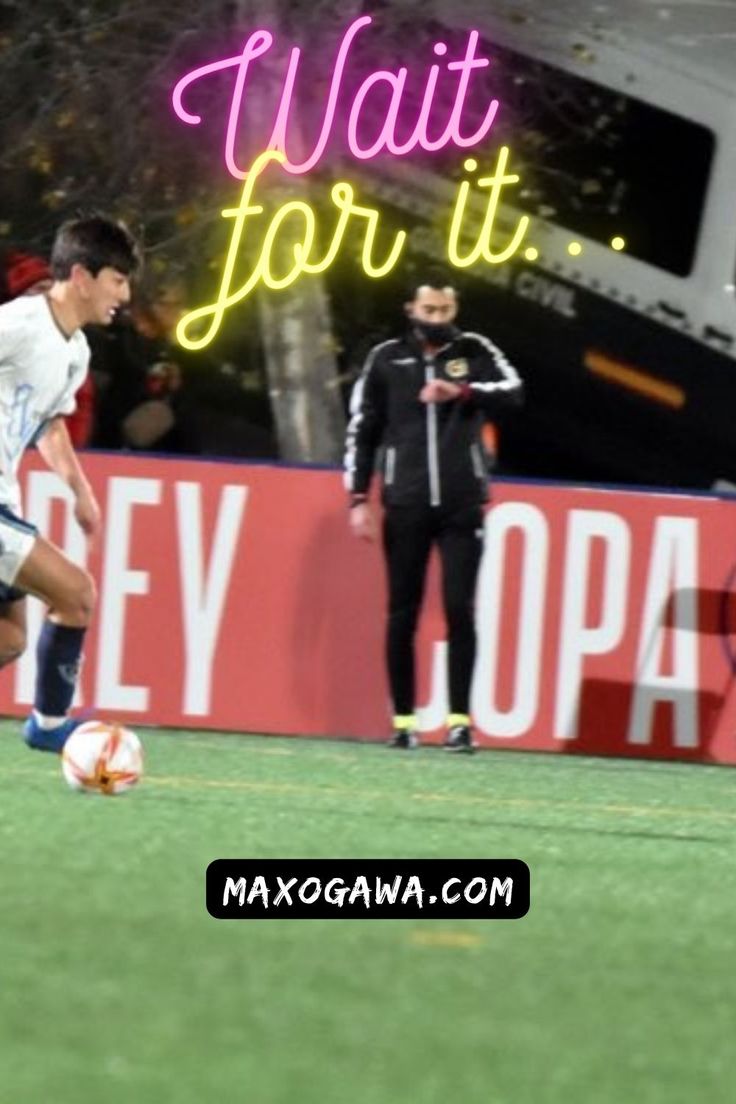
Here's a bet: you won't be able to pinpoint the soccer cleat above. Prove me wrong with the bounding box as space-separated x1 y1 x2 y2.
444 724 475 754
23 715 81 754
388 728 418 749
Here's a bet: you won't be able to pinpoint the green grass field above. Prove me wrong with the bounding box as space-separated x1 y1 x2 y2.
1 720 735 1104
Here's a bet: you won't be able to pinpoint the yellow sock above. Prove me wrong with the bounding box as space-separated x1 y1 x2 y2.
447 713 471 728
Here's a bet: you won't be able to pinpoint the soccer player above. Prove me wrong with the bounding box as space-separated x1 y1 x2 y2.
0 215 142 751
345 272 522 753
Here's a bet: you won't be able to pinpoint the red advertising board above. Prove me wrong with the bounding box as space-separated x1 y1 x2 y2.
2 452 736 764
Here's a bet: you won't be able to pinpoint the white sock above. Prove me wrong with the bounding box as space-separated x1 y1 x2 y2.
33 710 67 730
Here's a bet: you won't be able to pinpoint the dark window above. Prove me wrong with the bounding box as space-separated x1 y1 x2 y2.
347 25 716 277
470 40 715 277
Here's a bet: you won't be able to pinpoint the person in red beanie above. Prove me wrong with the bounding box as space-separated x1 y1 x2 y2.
1 249 53 301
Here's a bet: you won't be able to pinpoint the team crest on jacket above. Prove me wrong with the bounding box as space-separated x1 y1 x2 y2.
445 358 469 379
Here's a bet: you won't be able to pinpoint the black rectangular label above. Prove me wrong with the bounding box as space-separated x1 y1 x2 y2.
206 859 530 919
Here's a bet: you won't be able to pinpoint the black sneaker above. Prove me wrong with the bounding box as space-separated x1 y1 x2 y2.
388 728 418 749
444 725 475 754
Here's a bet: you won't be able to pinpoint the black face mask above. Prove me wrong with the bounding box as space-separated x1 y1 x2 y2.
413 320 456 346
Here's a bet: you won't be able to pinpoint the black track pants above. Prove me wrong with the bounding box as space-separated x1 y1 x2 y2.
382 503 484 717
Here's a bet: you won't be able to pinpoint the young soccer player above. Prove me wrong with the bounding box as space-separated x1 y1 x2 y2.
0 215 142 751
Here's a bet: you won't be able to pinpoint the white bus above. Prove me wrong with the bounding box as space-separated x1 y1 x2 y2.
350 0 736 488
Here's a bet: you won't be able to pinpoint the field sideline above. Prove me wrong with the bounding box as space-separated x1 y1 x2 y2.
1 720 734 1103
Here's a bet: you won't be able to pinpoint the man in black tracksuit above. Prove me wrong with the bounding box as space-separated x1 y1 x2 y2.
345 275 523 752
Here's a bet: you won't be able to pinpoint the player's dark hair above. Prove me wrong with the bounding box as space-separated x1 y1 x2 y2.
50 215 142 280
406 268 458 301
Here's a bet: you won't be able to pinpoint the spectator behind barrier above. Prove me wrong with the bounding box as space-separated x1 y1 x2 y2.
90 280 277 459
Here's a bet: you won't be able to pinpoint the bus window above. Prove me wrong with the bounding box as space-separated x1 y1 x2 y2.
384 28 716 276
485 43 715 276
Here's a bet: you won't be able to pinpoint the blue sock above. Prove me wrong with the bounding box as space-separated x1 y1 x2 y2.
34 622 86 717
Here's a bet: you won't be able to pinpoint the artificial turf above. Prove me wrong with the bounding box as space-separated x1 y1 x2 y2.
1 721 734 1103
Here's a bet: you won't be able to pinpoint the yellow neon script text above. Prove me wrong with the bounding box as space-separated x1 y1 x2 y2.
177 149 406 349
448 145 529 266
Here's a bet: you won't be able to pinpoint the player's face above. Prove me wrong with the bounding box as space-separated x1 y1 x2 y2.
406 286 458 325
81 266 131 325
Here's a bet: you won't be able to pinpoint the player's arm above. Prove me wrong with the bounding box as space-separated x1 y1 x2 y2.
344 345 388 541
420 335 523 410
36 416 101 540
459 334 523 412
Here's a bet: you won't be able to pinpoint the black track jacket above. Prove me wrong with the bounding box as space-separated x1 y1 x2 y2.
344 328 523 509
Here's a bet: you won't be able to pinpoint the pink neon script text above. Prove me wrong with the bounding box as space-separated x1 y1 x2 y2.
172 15 498 178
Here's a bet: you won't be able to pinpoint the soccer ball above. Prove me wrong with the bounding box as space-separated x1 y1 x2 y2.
61 721 143 796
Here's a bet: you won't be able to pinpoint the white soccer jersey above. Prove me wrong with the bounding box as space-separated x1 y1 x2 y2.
0 294 89 511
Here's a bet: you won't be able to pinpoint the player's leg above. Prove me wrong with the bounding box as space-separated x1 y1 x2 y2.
382 505 433 747
14 535 96 752
0 508 34 697
0 590 27 669
437 504 485 753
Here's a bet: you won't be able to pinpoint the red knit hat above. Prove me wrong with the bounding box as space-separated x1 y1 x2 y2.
4 250 51 297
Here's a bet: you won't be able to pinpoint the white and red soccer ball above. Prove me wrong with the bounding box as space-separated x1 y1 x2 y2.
61 721 143 795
